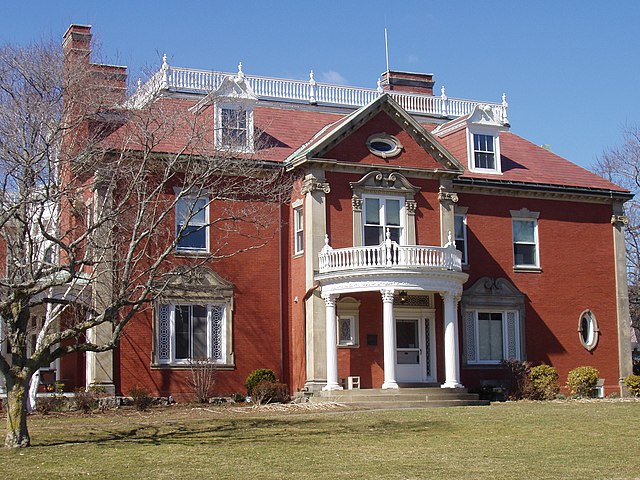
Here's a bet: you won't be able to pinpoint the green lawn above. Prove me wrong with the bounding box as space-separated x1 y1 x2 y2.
1 400 638 479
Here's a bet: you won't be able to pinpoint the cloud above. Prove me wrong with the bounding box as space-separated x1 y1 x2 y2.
319 70 348 85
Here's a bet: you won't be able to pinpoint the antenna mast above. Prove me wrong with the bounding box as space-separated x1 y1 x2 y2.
384 28 390 72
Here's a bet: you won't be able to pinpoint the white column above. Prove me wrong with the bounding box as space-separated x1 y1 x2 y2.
381 289 399 389
322 293 342 391
442 292 463 388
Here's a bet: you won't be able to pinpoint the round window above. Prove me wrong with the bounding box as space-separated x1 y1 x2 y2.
366 133 402 158
578 310 599 351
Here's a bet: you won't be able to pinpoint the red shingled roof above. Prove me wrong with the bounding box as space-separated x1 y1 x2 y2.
436 130 627 193
100 96 627 194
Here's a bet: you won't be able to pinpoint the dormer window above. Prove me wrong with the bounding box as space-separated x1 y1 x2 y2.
216 103 254 152
468 129 501 174
473 134 496 170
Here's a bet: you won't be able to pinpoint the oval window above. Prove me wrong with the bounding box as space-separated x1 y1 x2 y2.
578 310 599 351
366 133 402 158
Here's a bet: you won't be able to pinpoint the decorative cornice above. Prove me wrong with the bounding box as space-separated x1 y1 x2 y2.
350 170 420 195
611 215 629 226
454 178 632 205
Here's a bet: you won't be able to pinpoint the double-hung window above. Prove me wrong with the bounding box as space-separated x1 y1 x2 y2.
454 213 468 265
176 196 208 252
466 310 520 364
219 105 250 150
363 196 404 245
156 303 227 364
512 218 539 268
473 134 496 170
293 206 304 255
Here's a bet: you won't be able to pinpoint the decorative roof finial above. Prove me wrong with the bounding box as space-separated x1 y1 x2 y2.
309 70 315 83
377 78 383 94
237 62 245 79
137 78 142 90
441 85 446 98
162 53 168 70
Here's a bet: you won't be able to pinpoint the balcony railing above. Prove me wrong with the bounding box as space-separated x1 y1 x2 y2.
126 59 508 122
318 234 462 274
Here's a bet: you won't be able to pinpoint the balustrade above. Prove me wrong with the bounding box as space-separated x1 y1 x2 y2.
318 236 462 274
128 64 506 120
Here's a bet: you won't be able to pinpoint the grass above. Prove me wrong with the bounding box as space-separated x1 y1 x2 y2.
1 400 639 479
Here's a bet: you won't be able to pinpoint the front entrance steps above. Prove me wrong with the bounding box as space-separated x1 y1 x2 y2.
309 386 489 409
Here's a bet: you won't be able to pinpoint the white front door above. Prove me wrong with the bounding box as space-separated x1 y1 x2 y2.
395 313 436 383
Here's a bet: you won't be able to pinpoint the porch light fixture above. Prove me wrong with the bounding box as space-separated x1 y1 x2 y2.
399 291 408 304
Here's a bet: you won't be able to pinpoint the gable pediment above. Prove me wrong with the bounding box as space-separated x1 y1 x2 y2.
190 67 257 114
160 266 234 302
285 94 464 173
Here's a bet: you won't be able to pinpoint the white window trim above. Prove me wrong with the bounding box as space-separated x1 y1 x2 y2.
175 195 210 253
454 209 468 265
337 297 360 347
511 208 540 270
157 302 230 366
214 102 255 153
467 127 502 174
467 309 520 365
362 194 406 246
578 309 599 351
293 205 304 255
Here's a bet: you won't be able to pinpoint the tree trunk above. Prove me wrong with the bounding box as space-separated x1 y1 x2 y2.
5 380 30 448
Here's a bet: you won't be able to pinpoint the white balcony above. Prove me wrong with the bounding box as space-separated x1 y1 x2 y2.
318 235 463 275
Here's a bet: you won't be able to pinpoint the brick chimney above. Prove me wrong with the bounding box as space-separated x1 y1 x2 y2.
380 70 435 95
62 24 128 106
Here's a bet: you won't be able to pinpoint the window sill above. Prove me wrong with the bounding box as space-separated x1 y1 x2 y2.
152 363 235 371
175 250 210 258
513 266 542 273
337 344 360 349
293 251 304 259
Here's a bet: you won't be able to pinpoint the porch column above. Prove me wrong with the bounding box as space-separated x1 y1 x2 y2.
381 289 399 389
322 293 342 391
442 292 463 388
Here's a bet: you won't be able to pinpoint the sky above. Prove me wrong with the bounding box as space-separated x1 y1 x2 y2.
1 0 639 171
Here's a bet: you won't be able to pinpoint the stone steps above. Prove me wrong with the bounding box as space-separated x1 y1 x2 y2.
309 387 490 409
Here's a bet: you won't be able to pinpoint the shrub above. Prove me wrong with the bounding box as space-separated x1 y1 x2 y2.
129 386 154 411
36 395 66 415
502 359 533 400
73 387 100 413
566 366 599 397
245 368 276 396
187 358 217 403
231 392 245 403
529 364 560 400
624 374 640 397
251 380 290 405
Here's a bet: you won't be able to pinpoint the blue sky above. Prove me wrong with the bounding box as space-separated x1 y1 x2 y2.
1 1 638 171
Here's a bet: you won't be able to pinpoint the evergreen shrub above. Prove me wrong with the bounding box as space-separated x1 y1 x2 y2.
529 364 560 400
624 374 640 397
566 366 599 397
245 368 276 396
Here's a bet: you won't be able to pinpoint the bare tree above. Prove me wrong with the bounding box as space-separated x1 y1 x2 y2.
594 126 640 341
0 39 288 447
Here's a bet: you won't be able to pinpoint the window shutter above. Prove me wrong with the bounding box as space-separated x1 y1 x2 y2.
210 305 224 360
157 304 171 362
505 311 519 360
464 310 476 363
